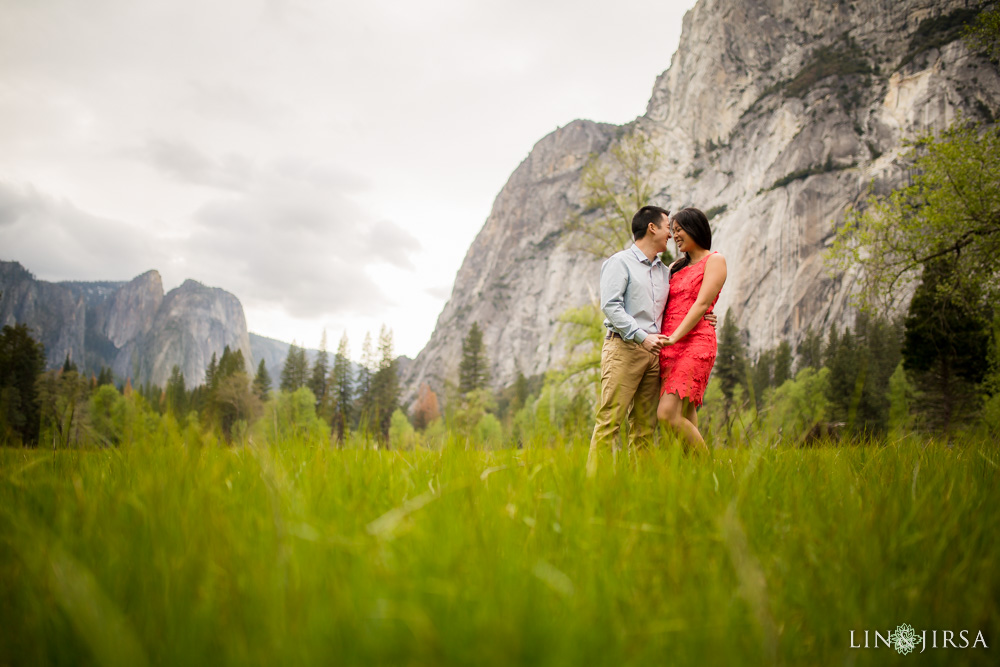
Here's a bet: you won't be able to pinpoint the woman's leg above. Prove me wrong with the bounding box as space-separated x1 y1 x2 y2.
683 399 698 429
657 392 708 454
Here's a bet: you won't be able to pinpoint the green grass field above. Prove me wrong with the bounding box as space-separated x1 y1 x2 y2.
1 438 998 666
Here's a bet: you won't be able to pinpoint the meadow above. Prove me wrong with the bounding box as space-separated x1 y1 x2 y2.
1 435 998 666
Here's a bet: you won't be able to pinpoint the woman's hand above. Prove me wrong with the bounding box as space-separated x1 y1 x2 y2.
663 335 677 346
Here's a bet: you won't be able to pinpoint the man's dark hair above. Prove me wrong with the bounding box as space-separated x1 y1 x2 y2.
631 205 670 240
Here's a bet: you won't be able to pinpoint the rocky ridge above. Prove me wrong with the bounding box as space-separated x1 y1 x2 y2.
403 0 1000 400
0 261 253 388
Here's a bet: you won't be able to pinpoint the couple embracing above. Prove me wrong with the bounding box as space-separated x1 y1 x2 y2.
586 205 727 476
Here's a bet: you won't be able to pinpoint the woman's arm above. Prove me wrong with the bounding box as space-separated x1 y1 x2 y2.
665 253 727 345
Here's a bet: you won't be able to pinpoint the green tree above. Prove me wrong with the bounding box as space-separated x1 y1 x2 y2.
964 2 1000 61
715 309 749 403
388 408 417 449
307 330 329 410
764 367 833 444
796 327 824 372
0 324 46 445
36 368 91 448
554 305 605 386
253 359 272 402
280 343 309 393
887 362 916 433
165 365 187 418
88 384 125 447
205 353 218 390
458 322 489 395
750 349 774 410
823 325 857 428
773 340 793 387
567 128 665 258
96 366 114 387
830 122 1000 311
254 387 328 444
355 333 375 436
902 260 991 433
851 313 903 434
206 346 259 441
327 333 353 442
370 326 400 440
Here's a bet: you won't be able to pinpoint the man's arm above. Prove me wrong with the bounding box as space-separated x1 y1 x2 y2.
600 256 648 344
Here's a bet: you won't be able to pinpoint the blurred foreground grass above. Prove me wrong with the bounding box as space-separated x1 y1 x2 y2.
1 438 998 666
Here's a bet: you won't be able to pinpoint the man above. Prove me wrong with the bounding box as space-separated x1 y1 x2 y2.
586 205 714 477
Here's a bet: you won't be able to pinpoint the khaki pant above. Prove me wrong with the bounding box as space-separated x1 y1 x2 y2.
587 335 659 475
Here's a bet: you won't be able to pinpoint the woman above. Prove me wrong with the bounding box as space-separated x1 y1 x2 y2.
657 207 727 453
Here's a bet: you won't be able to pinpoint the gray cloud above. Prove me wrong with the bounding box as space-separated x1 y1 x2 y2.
0 176 420 323
425 284 453 300
139 138 256 191
0 181 166 282
180 162 420 319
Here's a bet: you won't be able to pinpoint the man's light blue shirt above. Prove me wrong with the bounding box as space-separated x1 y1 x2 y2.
600 244 670 344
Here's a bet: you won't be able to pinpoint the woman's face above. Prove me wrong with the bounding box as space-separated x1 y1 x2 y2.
670 219 695 253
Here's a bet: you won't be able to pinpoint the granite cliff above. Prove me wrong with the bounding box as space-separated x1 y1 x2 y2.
0 261 253 388
404 0 1000 399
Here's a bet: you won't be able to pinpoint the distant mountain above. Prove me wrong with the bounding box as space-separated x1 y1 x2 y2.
0 260 251 388
0 260 407 391
249 333 323 381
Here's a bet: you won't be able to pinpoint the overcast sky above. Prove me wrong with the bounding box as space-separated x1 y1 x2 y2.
0 0 696 359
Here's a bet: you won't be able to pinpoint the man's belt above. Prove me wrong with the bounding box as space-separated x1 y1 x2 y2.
605 330 623 340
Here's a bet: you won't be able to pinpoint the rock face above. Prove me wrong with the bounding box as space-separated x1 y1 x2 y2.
0 261 86 369
139 280 252 388
405 120 617 395
403 0 1000 400
0 261 252 387
94 270 163 349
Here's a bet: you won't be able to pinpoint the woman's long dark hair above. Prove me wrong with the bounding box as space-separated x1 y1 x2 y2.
669 207 712 277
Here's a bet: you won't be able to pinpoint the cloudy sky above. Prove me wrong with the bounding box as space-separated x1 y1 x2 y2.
0 0 696 359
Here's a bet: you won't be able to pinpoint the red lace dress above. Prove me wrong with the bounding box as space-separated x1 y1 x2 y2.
659 252 721 406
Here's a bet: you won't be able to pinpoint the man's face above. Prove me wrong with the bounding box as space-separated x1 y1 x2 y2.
649 214 671 251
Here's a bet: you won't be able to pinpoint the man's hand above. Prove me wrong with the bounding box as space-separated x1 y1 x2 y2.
641 334 667 353
704 312 718 329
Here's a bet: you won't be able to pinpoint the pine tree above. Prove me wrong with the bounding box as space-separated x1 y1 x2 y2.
852 312 903 434
61 354 77 374
253 359 272 402
750 349 774 409
773 340 793 387
903 260 990 433
96 366 114 387
355 332 375 434
307 330 329 410
205 353 218 390
714 309 748 402
165 365 187 417
458 322 489 395
796 327 823 372
371 326 400 439
328 333 353 442
207 346 259 440
824 326 858 427
0 324 46 445
280 343 308 392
